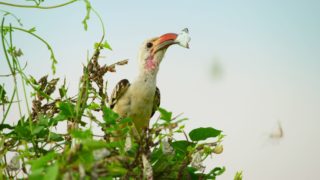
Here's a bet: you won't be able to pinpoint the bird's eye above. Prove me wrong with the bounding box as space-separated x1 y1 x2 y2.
146 42 153 48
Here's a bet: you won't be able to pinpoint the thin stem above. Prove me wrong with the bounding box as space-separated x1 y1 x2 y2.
0 61 27 77
1 19 23 120
8 24 23 119
1 18 14 74
1 87 16 124
0 10 23 26
16 61 32 127
92 8 105 44
0 0 78 9
0 73 12 77
7 26 57 74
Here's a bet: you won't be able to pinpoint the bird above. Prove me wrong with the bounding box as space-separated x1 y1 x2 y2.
109 29 190 137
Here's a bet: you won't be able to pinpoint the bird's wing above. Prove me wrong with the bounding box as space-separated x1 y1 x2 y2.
151 87 161 118
110 79 130 109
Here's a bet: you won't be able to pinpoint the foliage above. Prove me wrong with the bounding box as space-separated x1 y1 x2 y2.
234 171 243 180
0 1 238 179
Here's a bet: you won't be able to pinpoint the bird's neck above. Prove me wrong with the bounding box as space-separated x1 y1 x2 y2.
135 68 158 85
133 55 162 87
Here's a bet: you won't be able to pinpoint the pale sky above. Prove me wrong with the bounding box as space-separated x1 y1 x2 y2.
1 0 320 179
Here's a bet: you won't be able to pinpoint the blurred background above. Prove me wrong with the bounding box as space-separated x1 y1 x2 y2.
1 0 320 179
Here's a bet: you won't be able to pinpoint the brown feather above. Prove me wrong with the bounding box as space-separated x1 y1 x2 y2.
110 79 130 109
151 87 160 118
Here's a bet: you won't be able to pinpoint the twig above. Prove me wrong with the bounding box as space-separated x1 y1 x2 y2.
171 112 184 120
177 156 191 180
183 131 189 142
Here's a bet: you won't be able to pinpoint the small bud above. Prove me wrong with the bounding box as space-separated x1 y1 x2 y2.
9 48 23 57
213 145 223 154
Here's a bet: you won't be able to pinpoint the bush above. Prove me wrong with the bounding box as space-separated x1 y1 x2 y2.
0 1 232 179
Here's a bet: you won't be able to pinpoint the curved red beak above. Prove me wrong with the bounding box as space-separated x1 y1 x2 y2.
152 33 178 55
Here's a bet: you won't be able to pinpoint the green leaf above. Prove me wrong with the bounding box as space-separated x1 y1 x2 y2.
158 107 172 122
38 115 49 126
29 167 45 180
105 141 123 149
189 127 221 141
0 84 7 103
87 102 100 110
28 27 36 33
94 40 112 50
106 165 127 176
71 129 92 140
150 148 162 163
15 124 32 140
103 40 112 50
94 42 100 49
36 128 50 140
171 140 195 155
56 101 75 118
49 113 67 126
30 152 56 171
82 139 109 150
48 132 64 142
119 117 132 124
234 171 243 180
78 150 94 167
58 85 67 98
0 124 14 131
28 75 37 84
44 162 59 180
102 106 119 124
32 125 45 135
152 153 175 174
206 166 226 178
82 0 91 31
212 166 225 176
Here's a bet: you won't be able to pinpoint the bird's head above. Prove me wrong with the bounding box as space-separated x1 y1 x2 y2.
138 29 190 74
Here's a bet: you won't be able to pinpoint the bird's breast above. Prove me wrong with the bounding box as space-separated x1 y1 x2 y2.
127 83 155 116
113 81 156 127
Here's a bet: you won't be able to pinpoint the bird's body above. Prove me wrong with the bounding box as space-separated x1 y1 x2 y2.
111 75 159 133
110 29 190 135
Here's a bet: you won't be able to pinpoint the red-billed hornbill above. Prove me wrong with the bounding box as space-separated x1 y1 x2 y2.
110 28 190 136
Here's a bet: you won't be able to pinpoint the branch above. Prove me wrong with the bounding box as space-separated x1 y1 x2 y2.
0 0 78 9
